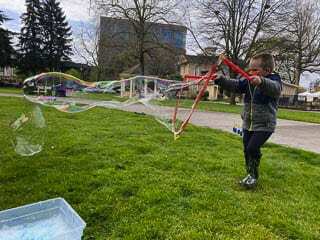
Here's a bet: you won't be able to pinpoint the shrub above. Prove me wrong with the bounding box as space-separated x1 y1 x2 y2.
65 68 81 79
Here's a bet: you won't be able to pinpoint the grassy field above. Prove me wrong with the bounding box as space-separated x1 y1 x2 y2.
0 87 22 94
84 92 128 102
157 99 320 124
0 87 126 102
0 97 319 239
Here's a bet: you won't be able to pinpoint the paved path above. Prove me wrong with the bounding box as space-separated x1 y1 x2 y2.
124 104 320 154
1 93 319 154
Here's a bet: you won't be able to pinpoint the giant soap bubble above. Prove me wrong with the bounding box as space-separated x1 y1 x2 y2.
16 72 210 156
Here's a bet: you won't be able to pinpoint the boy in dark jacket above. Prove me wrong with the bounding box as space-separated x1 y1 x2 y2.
215 53 282 189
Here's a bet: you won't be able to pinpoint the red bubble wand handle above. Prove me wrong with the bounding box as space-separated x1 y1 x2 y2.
218 54 254 81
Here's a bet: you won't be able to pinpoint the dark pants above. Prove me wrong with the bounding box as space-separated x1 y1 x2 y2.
243 130 272 179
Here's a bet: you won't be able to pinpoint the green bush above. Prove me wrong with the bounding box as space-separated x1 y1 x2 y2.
65 68 81 79
89 67 104 82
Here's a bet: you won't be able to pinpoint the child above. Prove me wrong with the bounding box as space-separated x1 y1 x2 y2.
215 53 282 189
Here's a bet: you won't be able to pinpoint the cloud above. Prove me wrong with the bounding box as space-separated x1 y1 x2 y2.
59 0 94 22
0 0 96 63
0 0 26 14
0 0 94 22
1 9 21 32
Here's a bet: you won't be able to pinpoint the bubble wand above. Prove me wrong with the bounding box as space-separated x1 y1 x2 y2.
217 54 254 81
173 53 255 139
172 64 217 139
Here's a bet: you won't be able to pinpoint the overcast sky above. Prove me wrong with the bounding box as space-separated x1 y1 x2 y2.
0 0 93 24
0 0 97 62
0 0 95 40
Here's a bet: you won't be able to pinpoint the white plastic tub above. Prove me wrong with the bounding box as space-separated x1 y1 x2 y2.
0 198 86 240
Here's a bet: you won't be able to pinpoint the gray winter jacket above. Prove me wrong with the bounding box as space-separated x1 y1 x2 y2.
215 73 282 132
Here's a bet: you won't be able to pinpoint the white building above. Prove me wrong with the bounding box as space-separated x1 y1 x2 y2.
0 66 16 81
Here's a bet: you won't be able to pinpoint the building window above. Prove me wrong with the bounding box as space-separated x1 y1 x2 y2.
120 32 130 41
162 29 173 43
174 31 186 49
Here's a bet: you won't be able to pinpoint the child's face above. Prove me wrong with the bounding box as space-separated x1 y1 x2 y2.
248 58 271 77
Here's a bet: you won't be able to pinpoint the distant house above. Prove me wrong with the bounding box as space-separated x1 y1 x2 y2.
0 66 15 81
309 80 320 93
281 81 305 96
281 81 306 96
179 54 220 100
296 91 320 110
278 81 306 108
179 54 218 77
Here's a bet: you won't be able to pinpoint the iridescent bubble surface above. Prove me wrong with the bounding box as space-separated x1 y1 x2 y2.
17 72 206 156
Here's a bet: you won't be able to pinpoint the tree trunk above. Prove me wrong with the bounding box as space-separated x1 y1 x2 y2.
229 67 237 105
138 24 145 76
294 67 302 86
97 69 101 82
294 52 302 85
140 51 145 75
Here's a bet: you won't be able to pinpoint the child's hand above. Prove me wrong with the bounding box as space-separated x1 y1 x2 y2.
251 75 262 86
213 73 227 82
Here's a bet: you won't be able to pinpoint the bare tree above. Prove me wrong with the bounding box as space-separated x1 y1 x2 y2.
251 36 296 83
73 20 138 81
250 0 320 85
196 0 290 103
198 0 290 61
92 0 181 75
73 22 103 81
288 0 320 85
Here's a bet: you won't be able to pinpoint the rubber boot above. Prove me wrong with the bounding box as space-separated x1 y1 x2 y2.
244 151 250 174
250 155 261 180
244 155 258 189
239 152 251 186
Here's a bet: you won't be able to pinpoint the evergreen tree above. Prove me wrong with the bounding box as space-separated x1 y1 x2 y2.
19 0 44 75
0 10 15 67
42 0 72 71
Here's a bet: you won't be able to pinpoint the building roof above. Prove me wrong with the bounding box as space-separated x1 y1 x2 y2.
100 16 187 32
299 91 320 97
281 81 306 93
282 81 300 88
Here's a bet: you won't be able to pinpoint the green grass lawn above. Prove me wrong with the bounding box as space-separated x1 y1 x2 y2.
83 92 128 102
0 87 126 102
1 97 320 239
0 87 22 94
157 99 320 124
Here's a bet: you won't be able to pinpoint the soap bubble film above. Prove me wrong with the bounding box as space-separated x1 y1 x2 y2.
10 105 46 156
19 72 210 155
